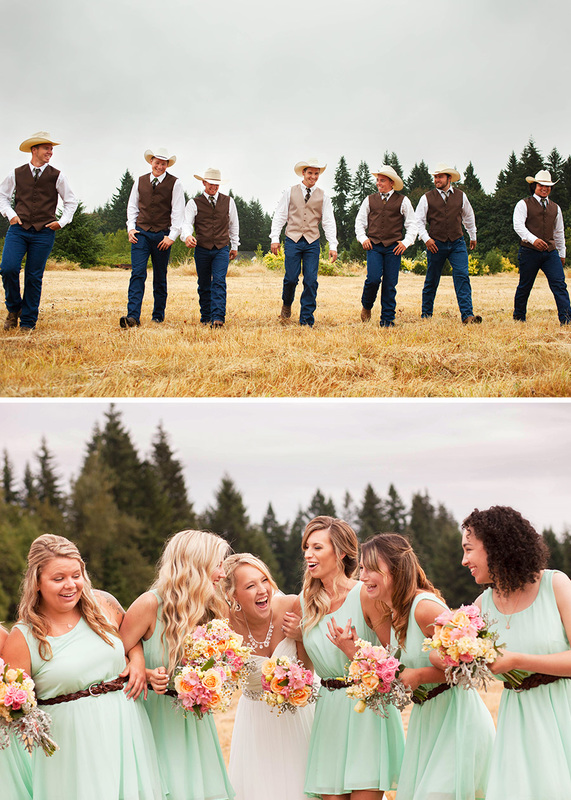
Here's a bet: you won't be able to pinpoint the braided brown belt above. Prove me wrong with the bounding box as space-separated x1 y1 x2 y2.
411 683 451 705
38 676 127 706
503 673 564 691
321 678 351 690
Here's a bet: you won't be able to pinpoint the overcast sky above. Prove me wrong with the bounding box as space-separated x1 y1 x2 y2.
1 400 570 536
1 0 569 218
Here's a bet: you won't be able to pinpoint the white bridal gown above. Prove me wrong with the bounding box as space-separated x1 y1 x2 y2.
228 637 314 800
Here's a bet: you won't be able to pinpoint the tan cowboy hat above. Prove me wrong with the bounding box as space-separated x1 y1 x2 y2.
431 162 461 183
371 165 404 192
526 169 558 186
144 147 176 167
19 131 61 152
294 158 327 177
194 167 227 185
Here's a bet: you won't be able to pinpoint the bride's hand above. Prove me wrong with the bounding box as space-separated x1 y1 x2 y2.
282 611 303 641
326 617 357 660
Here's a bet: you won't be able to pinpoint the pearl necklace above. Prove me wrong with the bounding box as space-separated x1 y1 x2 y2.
244 610 274 650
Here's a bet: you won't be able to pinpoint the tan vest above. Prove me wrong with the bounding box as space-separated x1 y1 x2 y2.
137 173 177 231
193 193 231 249
368 192 405 245
425 187 464 242
285 185 323 244
521 196 559 251
14 164 60 231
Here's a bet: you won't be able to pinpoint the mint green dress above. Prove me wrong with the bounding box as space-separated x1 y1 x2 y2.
15 618 165 800
481 570 571 800
302 582 405 796
394 593 494 800
0 737 33 799
142 592 234 800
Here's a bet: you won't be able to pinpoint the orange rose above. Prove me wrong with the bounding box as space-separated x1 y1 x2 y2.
261 659 276 678
289 687 312 706
271 676 287 695
202 669 223 691
361 672 380 690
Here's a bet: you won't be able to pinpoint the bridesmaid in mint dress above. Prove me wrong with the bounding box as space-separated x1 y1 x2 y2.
0 623 33 800
295 516 405 800
359 533 494 800
1 534 164 800
120 529 234 800
462 506 571 800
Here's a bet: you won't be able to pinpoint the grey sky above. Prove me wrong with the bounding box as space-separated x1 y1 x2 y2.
1 0 569 217
1 400 570 535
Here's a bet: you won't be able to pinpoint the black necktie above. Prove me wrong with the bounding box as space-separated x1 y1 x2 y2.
443 190 449 203
381 193 389 204
209 196 216 209
33 168 40 182
152 178 158 189
541 198 547 210
305 187 311 203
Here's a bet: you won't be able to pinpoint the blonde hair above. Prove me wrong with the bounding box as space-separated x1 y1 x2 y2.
361 533 443 646
151 529 230 674
18 534 118 661
301 516 359 633
222 553 278 611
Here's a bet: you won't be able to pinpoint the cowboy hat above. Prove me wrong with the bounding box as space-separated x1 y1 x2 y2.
194 167 227 185
526 169 558 186
294 158 327 177
371 165 404 192
144 148 176 167
19 131 61 153
431 162 461 183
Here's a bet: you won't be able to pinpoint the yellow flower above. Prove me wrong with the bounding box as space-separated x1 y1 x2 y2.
261 659 276 678
5 669 18 683
354 700 367 713
361 672 380 691
451 610 471 629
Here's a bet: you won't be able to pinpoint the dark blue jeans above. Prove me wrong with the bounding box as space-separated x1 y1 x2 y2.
282 236 320 326
128 228 171 322
361 242 401 325
514 247 571 323
0 224 55 327
194 244 229 323
422 237 474 320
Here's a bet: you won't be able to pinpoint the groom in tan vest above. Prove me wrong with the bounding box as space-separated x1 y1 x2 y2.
270 158 338 326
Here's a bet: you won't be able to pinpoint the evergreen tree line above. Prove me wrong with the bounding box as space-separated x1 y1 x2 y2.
2 407 569 621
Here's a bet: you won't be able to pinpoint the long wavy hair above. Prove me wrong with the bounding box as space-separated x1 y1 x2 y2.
151 529 230 674
222 553 278 613
18 534 118 661
301 516 359 634
361 533 443 647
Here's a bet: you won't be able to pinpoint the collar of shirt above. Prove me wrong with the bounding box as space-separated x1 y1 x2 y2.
301 182 314 195
29 163 48 176
204 191 219 201
150 173 167 184
437 186 453 200
379 189 394 199
533 194 548 205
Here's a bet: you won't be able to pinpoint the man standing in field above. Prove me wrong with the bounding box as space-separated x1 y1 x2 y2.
182 168 239 328
271 158 338 327
0 131 77 331
513 169 571 325
355 164 417 327
415 162 482 324
120 147 185 328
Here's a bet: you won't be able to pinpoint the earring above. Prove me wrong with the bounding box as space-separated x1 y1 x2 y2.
235 602 242 612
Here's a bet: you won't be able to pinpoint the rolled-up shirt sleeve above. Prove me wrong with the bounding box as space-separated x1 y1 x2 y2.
270 188 290 243
321 192 338 251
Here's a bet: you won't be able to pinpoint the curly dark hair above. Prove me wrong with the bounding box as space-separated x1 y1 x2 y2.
462 506 549 594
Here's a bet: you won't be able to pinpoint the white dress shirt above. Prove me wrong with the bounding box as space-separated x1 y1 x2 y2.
513 195 566 258
0 162 78 227
415 187 477 243
181 192 240 250
127 172 185 240
355 190 418 247
270 183 338 251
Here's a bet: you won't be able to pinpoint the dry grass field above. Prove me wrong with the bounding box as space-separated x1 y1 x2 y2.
1 261 571 397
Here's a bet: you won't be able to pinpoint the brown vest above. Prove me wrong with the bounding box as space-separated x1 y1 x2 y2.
522 196 559 251
193 193 231 249
285 185 324 244
136 173 177 231
14 164 60 231
425 187 464 242
368 192 405 246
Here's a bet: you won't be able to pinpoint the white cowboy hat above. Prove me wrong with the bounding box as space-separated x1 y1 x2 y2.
144 148 176 167
371 165 404 192
19 131 61 153
294 158 327 177
526 170 558 186
431 162 461 183
194 167 227 185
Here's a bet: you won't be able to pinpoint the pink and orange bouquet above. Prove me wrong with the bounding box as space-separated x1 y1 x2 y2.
345 639 411 716
0 657 58 755
172 618 253 719
423 604 524 690
260 656 317 715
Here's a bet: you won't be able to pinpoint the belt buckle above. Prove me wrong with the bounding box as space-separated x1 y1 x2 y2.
88 681 103 697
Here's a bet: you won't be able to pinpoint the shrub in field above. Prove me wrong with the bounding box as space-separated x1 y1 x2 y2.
482 249 505 274
99 229 131 265
50 203 104 268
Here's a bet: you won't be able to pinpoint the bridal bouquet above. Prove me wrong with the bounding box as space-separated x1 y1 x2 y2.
0 658 58 756
260 656 317 715
345 639 411 716
172 618 253 719
422 604 524 690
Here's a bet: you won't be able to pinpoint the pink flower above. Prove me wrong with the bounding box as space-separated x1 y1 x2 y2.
4 686 28 710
